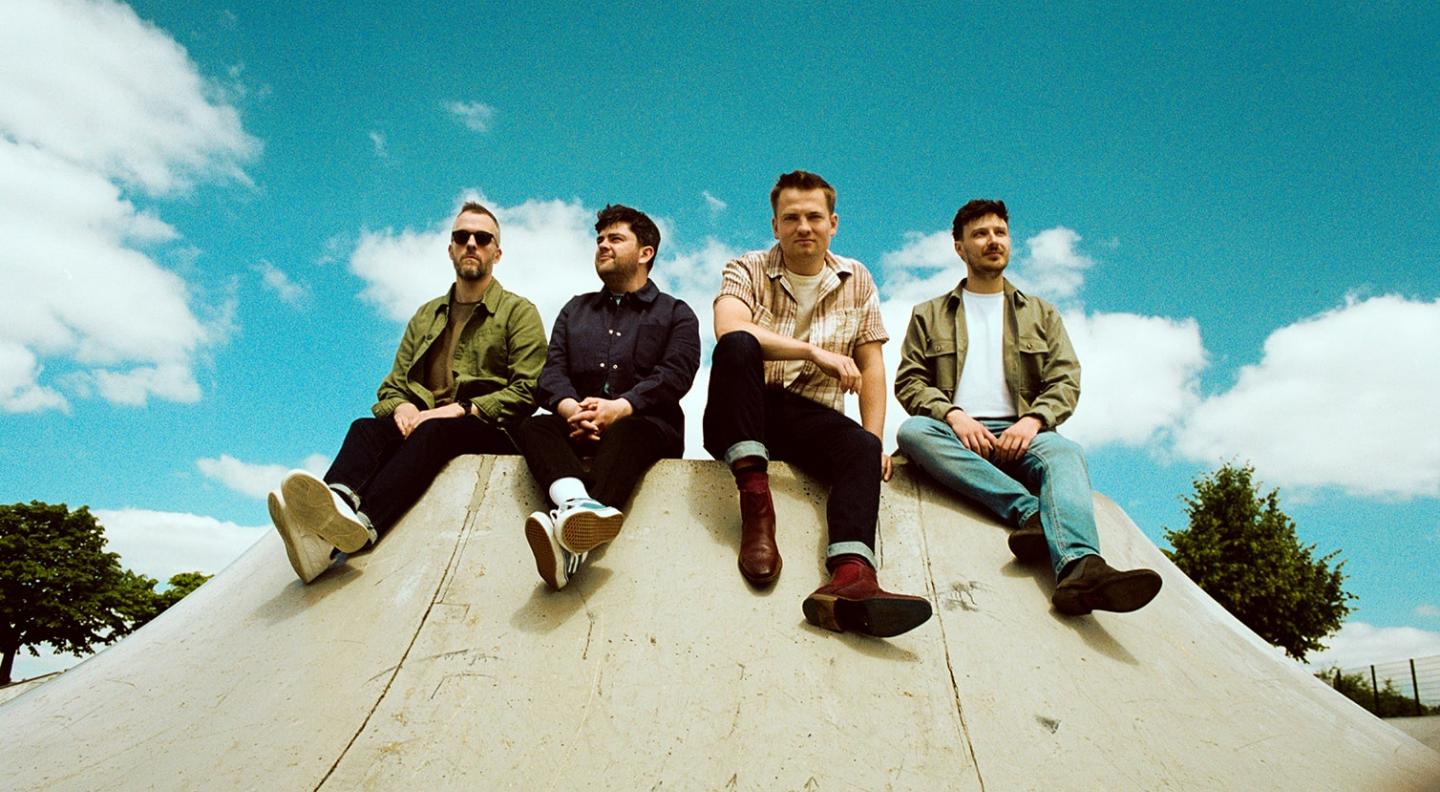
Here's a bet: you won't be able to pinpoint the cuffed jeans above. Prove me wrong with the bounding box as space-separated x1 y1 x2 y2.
896 415 1100 577
702 331 879 566
514 412 676 508
324 416 516 535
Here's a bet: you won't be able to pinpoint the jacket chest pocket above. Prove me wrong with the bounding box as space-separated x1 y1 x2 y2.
1015 334 1048 395
925 339 958 391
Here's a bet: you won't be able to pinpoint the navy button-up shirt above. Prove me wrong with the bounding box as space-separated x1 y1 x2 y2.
537 279 701 448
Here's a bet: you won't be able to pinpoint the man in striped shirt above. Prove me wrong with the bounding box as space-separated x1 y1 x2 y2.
703 170 931 638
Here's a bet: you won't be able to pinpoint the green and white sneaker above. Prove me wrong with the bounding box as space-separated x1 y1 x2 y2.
553 499 623 553
526 510 586 590
280 470 373 553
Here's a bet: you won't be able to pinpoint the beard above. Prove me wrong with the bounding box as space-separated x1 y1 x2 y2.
455 256 490 281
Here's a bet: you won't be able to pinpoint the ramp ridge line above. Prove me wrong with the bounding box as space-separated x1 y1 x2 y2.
312 457 495 790
914 477 986 791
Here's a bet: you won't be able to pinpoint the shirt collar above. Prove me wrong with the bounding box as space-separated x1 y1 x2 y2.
440 279 505 315
763 243 853 280
947 277 1027 307
596 277 660 307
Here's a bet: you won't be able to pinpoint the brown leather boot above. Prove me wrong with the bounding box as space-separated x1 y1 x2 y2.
802 558 932 638
737 487 781 585
1051 555 1162 615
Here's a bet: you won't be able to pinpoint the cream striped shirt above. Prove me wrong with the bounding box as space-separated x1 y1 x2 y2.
715 244 887 412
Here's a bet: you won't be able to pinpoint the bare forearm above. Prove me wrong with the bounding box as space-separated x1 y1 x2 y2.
717 318 816 362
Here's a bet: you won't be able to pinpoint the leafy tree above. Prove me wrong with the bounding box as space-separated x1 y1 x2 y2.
1316 667 1440 717
1164 463 1352 662
0 501 140 684
125 571 213 629
0 502 212 684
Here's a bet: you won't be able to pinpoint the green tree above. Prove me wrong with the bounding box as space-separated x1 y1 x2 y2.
125 571 213 629
0 501 142 684
1164 463 1352 662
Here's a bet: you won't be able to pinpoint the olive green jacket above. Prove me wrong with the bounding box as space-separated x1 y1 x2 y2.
894 278 1080 429
372 280 546 428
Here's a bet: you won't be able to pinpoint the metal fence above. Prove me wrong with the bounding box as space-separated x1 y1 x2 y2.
1325 654 1440 718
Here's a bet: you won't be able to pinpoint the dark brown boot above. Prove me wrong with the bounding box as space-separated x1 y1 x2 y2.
738 487 781 585
1051 555 1162 615
1007 512 1048 564
802 559 932 638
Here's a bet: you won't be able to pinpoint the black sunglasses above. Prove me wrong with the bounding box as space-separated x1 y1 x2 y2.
451 229 496 247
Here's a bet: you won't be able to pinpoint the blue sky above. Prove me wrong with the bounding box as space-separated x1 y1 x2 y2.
3 1 1438 679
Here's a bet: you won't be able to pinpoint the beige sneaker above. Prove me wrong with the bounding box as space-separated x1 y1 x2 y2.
268 490 334 584
280 470 370 553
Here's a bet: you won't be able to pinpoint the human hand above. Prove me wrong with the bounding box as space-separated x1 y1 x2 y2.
880 451 893 482
393 402 421 437
810 348 861 393
576 396 633 435
993 416 1042 464
945 409 999 459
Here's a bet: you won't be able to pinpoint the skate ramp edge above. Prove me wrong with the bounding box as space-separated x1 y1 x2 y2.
1 456 1437 791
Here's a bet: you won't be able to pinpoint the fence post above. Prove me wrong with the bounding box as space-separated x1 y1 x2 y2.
1411 659 1421 717
1370 665 1380 714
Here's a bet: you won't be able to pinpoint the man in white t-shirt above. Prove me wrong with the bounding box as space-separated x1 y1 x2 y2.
894 199 1161 615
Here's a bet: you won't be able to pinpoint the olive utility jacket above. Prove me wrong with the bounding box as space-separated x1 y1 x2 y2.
371 280 547 428
894 278 1080 430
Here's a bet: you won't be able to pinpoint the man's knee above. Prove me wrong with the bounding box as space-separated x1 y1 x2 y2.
1031 431 1086 466
712 331 761 370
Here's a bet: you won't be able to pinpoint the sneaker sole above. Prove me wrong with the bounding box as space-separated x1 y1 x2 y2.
802 593 933 638
1052 569 1163 615
525 514 566 590
282 473 369 553
557 510 623 554
1007 529 1048 564
270 492 328 584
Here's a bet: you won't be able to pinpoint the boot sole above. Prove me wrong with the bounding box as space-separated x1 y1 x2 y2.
1007 529 1048 564
556 510 623 553
803 593 933 638
270 492 329 584
525 514 566 590
281 473 369 553
1052 569 1163 615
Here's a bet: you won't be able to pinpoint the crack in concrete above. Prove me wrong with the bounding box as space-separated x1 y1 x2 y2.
312 457 494 790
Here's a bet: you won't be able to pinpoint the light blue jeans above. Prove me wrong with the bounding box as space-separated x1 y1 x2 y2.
896 415 1100 577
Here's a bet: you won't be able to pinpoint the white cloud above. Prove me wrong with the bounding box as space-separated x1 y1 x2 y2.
253 260 306 306
0 0 258 195
93 508 266 582
1175 296 1440 498
702 191 727 216
368 130 386 157
1415 604 1440 619
196 453 330 499
1060 311 1205 447
445 100 495 133
0 0 257 411
1304 621 1440 671
1015 227 1093 302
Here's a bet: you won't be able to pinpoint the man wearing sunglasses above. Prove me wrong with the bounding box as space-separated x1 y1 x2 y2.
514 204 700 589
267 201 547 584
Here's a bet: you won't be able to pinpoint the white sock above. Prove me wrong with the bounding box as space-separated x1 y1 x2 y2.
549 477 590 507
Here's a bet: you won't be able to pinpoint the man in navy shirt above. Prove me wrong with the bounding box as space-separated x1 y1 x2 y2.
515 204 701 589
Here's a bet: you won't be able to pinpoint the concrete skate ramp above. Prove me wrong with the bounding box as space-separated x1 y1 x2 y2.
2 457 1437 791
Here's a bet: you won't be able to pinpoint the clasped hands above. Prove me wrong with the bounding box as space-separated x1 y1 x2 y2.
392 401 469 438
946 410 1041 465
558 396 633 441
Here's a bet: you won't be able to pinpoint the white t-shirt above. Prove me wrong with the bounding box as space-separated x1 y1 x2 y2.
782 268 826 386
954 289 1017 419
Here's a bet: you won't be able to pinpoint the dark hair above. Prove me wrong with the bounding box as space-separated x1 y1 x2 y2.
769 170 836 214
951 199 1008 241
595 204 661 270
457 200 499 230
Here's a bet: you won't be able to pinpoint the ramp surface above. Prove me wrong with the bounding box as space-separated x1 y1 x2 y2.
2 457 1437 790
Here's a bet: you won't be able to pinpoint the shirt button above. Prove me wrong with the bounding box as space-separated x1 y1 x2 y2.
612 364 618 370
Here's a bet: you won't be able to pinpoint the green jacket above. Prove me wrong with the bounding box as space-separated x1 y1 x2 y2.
372 280 547 428
894 278 1080 429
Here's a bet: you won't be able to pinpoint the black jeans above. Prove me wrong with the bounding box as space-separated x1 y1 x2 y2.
514 412 674 508
324 415 515 534
702 331 880 552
